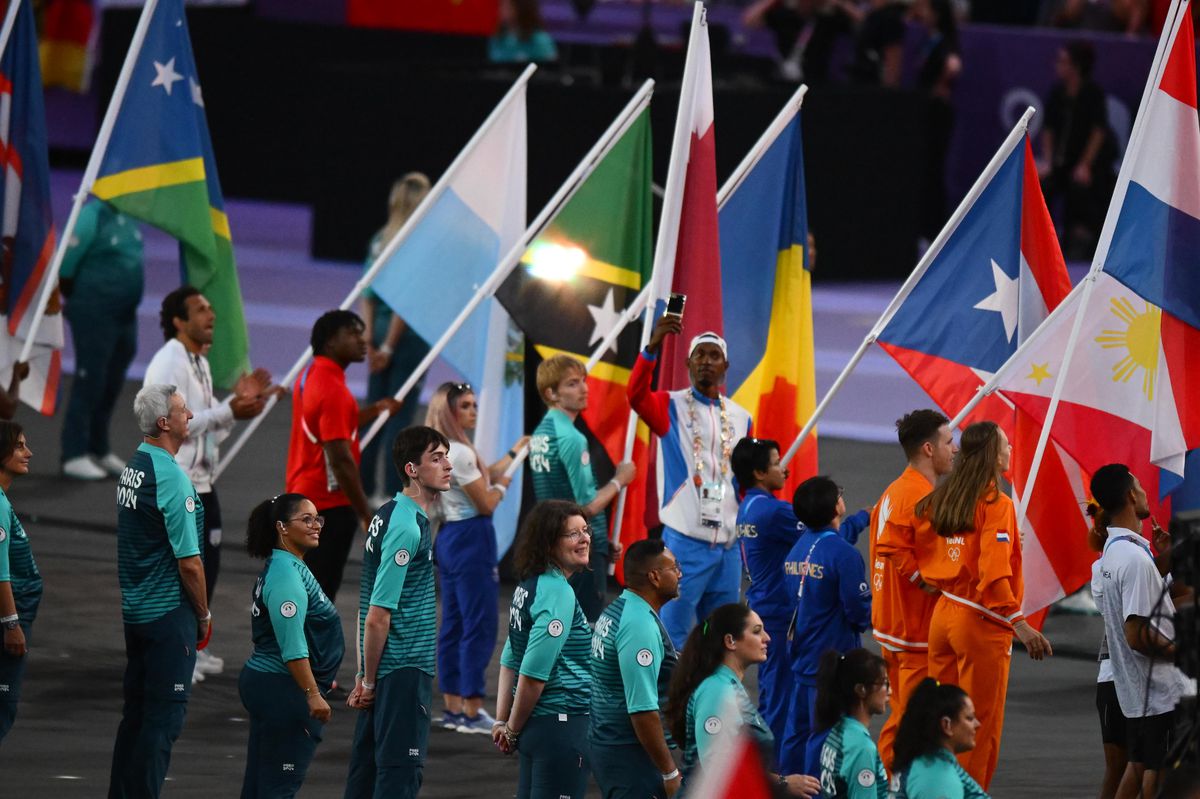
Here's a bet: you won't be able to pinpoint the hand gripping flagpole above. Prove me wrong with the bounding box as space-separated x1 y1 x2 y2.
213 64 539 482
355 80 657 452
778 106 1037 469
18 0 162 365
0 0 24 66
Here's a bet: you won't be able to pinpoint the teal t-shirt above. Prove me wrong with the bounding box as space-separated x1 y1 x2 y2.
683 665 774 776
589 589 677 745
246 549 345 688
116 443 204 624
59 201 144 310
358 494 436 678
0 487 41 623
500 568 591 716
896 748 990 799
488 29 558 63
818 716 888 799
529 409 608 555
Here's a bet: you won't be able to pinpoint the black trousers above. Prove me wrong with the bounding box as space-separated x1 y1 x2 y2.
304 505 359 601
199 490 222 602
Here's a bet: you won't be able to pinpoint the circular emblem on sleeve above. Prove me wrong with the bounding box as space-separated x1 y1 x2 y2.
0 527 7 542
581 452 590 466
547 619 564 637
703 716 722 735
857 769 876 787
636 648 654 667
185 496 196 513
395 549 411 566
280 601 297 618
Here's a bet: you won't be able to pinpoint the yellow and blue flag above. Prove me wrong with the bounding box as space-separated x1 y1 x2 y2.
719 112 816 493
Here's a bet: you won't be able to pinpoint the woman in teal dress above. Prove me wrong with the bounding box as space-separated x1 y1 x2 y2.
0 420 40 741
814 648 890 798
892 679 988 799
664 603 818 797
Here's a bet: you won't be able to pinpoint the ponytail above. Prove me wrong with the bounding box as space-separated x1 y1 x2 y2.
245 493 307 558
814 647 887 731
664 604 752 744
891 678 970 774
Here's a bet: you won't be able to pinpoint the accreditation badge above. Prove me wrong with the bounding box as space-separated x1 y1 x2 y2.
698 482 725 529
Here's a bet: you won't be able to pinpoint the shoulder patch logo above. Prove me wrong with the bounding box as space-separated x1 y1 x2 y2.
857 769 876 787
280 601 298 618
0 527 7 542
581 451 590 466
185 496 196 513
547 619 564 637
636 648 654 667
703 716 722 735
996 531 1011 543
395 550 411 567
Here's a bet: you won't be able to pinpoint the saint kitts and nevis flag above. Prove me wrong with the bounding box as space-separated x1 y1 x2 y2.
994 0 1200 518
0 0 62 414
875 130 1094 617
88 0 249 387
495 106 654 551
719 102 817 495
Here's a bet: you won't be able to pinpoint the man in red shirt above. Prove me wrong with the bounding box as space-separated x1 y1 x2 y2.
287 310 398 600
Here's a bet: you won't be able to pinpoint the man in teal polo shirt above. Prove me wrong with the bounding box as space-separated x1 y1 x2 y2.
530 354 635 620
345 426 451 799
109 384 209 798
590 538 683 798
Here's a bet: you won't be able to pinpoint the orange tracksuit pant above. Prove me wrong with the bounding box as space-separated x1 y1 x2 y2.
927 598 1012 791
878 648 928 776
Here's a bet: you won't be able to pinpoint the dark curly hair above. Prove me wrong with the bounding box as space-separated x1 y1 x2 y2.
512 500 587 580
159 286 202 342
245 493 309 559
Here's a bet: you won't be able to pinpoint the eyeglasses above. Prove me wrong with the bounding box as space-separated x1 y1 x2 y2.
288 514 326 528
561 525 592 541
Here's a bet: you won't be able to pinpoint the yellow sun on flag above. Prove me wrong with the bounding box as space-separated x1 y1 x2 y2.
1095 296 1161 401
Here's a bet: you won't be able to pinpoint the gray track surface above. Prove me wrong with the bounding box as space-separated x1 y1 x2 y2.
2 380 1105 797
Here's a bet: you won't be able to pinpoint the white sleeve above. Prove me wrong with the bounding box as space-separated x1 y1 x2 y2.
1121 549 1170 624
450 443 483 487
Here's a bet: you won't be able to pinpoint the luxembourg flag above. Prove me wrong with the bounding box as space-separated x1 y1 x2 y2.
368 76 527 552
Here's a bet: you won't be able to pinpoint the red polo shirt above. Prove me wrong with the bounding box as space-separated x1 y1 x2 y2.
285 356 360 510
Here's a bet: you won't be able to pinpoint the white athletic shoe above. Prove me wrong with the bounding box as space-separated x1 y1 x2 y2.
63 456 107 481
192 662 206 685
96 453 127 477
195 649 225 675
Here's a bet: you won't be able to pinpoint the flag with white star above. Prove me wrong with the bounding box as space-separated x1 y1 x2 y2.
89 0 249 387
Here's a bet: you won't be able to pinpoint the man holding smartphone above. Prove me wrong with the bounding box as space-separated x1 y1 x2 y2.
627 314 752 648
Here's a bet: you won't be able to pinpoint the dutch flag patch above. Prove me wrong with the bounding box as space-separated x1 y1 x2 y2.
996 531 1011 543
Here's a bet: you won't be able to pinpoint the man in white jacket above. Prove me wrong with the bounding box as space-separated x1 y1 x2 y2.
144 286 272 681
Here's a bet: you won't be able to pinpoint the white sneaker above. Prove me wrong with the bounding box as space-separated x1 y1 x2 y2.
96 453 126 477
195 649 224 675
192 662 206 685
63 456 107 481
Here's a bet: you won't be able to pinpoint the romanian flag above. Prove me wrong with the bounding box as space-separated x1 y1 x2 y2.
720 108 816 494
89 0 249 387
496 107 655 553
37 0 96 92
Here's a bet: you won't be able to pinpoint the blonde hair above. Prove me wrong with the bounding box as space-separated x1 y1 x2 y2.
915 421 1003 537
379 172 431 244
536 354 586 405
425 382 486 478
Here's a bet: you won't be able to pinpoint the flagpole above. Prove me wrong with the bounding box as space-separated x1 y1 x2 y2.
356 80 657 451
611 1 708 548
213 64 539 482
716 85 807 208
779 106 1036 469
0 0 23 66
17 0 161 365
1009 1 1190 531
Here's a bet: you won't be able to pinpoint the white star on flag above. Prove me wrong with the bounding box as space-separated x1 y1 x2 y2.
587 288 622 354
151 57 184 96
973 258 1019 343
189 77 204 107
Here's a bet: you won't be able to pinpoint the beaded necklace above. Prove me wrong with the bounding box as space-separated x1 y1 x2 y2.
685 391 734 488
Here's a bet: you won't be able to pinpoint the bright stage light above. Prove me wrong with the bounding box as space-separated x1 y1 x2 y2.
526 241 587 281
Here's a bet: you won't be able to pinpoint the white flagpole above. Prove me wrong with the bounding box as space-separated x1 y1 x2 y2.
0 0 23 66
356 80 657 451
778 106 1036 468
18 0 161 364
213 65 538 482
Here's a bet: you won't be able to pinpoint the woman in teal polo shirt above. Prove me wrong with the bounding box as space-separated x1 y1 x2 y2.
892 679 989 799
492 500 594 799
814 648 890 798
240 494 345 798
664 603 818 797
0 420 41 742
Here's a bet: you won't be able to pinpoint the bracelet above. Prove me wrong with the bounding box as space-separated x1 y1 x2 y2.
199 611 212 623
661 768 680 782
304 685 319 697
0 614 17 624
361 680 376 691
378 344 393 356
507 449 517 459
493 484 507 497
608 478 621 492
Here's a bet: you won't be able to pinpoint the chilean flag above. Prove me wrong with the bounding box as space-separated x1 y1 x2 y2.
876 134 1094 616
648 0 723 390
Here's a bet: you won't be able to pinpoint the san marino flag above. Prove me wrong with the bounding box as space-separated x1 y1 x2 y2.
91 0 250 387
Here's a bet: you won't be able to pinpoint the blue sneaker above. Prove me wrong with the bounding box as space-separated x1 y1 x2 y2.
437 711 465 730
456 709 497 734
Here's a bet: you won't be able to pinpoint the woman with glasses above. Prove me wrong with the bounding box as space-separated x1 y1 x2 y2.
0 421 40 742
239 494 344 798
663 602 817 796
891 678 987 799
426 381 528 733
492 500 594 799
814 648 890 798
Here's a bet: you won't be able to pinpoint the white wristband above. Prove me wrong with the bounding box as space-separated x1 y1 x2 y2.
493 484 507 497
608 478 621 492
662 768 680 781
